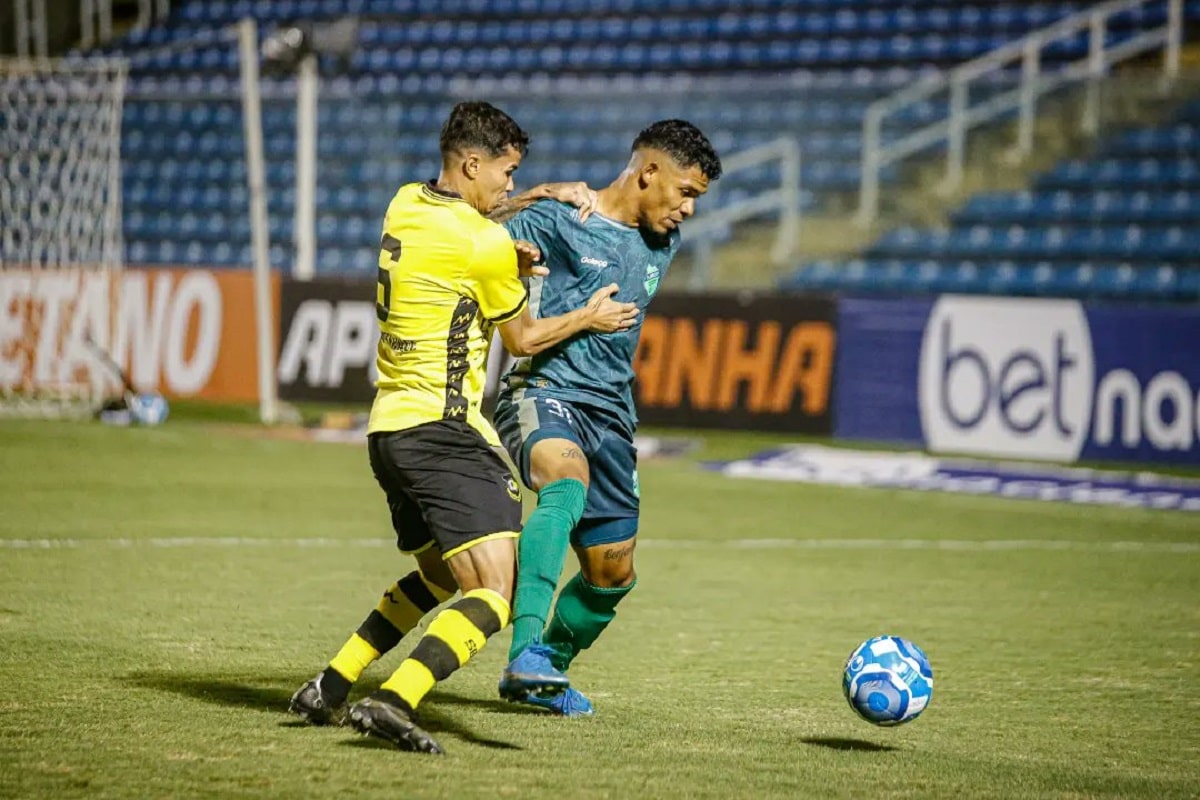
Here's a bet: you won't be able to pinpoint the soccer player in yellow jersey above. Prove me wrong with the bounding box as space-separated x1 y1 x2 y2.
289 101 637 754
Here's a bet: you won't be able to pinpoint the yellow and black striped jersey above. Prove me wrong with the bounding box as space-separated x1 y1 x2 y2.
368 182 528 443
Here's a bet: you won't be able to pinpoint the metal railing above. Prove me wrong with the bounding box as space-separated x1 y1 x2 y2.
684 136 801 290
856 0 1183 227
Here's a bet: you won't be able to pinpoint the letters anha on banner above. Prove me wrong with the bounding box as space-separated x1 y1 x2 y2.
0 268 267 401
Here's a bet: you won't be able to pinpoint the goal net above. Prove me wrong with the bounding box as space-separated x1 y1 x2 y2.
0 57 127 416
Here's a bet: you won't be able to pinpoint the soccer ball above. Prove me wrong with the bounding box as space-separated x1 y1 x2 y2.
842 635 933 726
128 392 170 426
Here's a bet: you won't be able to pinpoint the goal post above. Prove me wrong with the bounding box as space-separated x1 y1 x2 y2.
0 56 128 417
1 23 281 424
236 18 280 425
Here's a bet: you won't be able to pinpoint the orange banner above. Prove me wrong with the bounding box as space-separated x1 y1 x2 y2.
630 293 838 433
0 267 279 402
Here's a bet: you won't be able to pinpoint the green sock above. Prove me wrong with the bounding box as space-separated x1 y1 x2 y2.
543 573 636 671
509 477 587 661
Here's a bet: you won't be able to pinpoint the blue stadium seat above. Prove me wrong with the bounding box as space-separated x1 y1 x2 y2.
826 98 1200 300
1180 268 1200 299
116 1 1182 278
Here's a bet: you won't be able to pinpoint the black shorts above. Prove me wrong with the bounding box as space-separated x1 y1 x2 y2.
367 420 523 559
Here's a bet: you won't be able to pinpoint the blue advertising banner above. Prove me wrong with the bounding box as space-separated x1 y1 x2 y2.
1082 306 1200 464
835 296 1200 465
834 297 930 446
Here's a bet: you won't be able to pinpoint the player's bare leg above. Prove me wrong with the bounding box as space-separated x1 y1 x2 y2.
289 547 457 725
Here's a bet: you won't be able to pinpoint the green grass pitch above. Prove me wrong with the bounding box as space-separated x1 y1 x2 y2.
1 417 1197 799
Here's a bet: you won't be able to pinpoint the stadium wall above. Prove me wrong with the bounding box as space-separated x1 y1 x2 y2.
275 278 839 434
192 275 1200 465
12 268 1195 465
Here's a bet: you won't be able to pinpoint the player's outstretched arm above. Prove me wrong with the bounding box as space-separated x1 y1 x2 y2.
497 284 637 358
488 182 597 224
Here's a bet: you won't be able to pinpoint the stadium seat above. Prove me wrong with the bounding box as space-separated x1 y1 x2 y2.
114 1 1179 275
788 92 1199 299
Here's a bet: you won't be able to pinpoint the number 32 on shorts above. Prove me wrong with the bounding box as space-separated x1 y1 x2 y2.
544 398 572 422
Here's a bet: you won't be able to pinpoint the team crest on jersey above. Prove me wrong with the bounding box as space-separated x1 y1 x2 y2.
643 265 660 296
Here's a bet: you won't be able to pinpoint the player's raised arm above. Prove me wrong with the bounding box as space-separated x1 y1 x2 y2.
487 181 598 224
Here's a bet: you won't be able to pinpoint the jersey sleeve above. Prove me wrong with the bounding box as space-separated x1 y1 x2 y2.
503 199 569 253
469 223 528 324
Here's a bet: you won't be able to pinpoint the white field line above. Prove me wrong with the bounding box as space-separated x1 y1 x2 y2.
0 537 1197 554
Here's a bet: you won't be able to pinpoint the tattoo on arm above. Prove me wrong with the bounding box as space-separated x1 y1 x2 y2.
486 187 548 224
486 200 524 224
561 448 585 460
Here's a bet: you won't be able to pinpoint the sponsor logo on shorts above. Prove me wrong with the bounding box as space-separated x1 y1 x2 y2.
504 476 522 502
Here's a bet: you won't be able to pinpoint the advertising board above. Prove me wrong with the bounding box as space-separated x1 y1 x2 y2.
836 296 1200 465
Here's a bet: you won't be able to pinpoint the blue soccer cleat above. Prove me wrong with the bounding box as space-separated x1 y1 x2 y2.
498 644 570 701
513 686 594 717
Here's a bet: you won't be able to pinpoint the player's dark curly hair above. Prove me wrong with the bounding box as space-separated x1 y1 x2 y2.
632 119 723 180
439 101 530 159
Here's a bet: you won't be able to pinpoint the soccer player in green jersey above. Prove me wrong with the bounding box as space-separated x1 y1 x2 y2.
493 120 723 715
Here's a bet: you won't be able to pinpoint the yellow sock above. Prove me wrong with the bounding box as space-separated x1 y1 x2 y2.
329 634 379 683
327 570 453 683
379 659 437 711
379 588 510 710
376 570 454 635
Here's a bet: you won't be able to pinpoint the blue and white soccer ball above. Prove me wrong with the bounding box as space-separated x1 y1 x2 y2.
128 392 170 426
843 635 933 726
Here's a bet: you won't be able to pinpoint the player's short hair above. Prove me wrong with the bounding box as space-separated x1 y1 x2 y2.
439 101 530 159
632 119 723 180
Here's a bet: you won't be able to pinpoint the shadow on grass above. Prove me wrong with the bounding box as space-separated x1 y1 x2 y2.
426 690 546 716
365 687 526 751
800 737 898 752
353 681 545 719
340 737 399 751
129 672 522 751
337 702 523 753
128 671 302 713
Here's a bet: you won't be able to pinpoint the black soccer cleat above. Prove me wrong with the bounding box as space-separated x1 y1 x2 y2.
288 672 347 726
348 692 444 755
